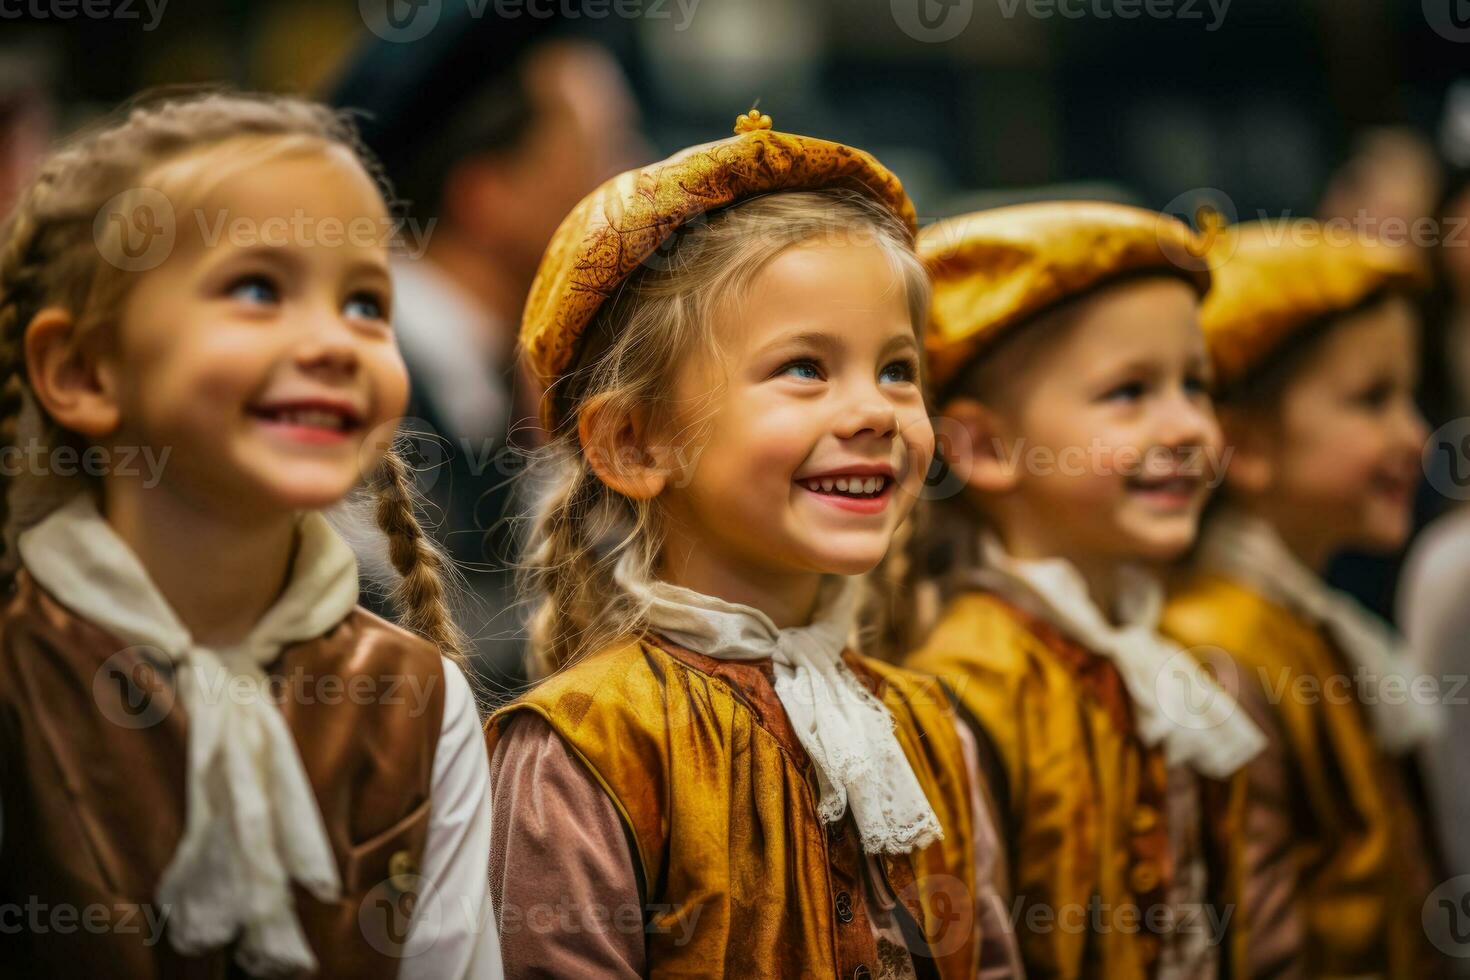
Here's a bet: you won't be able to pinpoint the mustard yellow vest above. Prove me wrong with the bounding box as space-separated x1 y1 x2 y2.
906 590 1248 980
1163 570 1441 978
486 635 981 979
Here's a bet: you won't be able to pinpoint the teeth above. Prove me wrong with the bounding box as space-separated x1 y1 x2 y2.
803 475 887 496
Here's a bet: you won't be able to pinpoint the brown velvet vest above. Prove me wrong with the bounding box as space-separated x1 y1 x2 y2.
486 635 982 980
0 569 446 978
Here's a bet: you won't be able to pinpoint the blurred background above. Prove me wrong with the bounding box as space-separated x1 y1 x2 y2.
2 0 1462 218
3 0 1468 648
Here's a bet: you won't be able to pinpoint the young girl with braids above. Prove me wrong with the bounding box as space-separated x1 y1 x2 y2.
0 92 498 977
485 110 1020 980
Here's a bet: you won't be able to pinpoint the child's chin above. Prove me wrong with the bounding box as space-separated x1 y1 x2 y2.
1116 519 1198 562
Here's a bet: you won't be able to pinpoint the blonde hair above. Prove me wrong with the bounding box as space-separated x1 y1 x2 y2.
0 91 467 665
519 188 930 678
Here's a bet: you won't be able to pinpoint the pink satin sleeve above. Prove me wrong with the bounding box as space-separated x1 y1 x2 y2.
488 712 646 978
953 715 1025 979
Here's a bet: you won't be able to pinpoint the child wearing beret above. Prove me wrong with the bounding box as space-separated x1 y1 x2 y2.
1161 221 1446 978
905 202 1267 979
483 111 1021 979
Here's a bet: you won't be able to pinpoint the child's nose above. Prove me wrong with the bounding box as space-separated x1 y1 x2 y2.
1155 393 1217 449
838 385 898 440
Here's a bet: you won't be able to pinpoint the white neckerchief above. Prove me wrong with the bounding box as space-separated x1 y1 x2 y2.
20 493 356 976
971 533 1267 779
612 551 943 855
1197 507 1445 752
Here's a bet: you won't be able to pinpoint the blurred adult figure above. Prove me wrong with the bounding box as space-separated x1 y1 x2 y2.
0 47 52 219
1401 80 1470 901
329 7 647 694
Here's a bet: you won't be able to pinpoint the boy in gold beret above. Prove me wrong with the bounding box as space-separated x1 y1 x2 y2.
905 201 1268 979
485 111 1022 979
1161 221 1446 978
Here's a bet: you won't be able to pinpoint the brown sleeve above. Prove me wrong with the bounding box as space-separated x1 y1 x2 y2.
488 712 646 979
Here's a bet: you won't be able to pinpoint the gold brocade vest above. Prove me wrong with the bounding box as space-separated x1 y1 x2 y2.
0 569 446 978
484 634 981 980
1162 570 1442 979
905 590 1247 980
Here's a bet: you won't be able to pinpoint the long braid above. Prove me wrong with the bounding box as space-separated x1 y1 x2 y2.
0 174 60 579
373 448 470 668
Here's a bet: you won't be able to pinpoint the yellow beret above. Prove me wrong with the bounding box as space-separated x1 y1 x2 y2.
1200 221 1430 391
919 201 1212 392
520 109 918 428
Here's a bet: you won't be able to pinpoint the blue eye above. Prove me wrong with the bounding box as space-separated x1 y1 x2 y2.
229 274 279 305
779 359 823 381
1102 381 1146 403
344 291 387 322
880 358 918 384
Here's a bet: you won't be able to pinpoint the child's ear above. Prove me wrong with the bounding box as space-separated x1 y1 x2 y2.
578 392 671 500
939 395 1021 495
1218 406 1274 495
25 307 121 439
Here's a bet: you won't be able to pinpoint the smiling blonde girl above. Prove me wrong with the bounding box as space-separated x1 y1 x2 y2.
485 110 1019 979
0 93 495 977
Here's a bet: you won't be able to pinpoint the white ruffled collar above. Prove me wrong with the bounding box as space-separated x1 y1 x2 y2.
972 532 1266 779
1197 507 1444 752
612 552 944 855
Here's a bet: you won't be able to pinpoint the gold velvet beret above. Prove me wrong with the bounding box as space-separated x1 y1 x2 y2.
520 109 918 428
919 201 1212 392
1200 221 1430 391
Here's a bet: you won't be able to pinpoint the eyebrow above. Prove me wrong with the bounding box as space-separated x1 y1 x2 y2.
209 245 390 282
757 328 919 358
